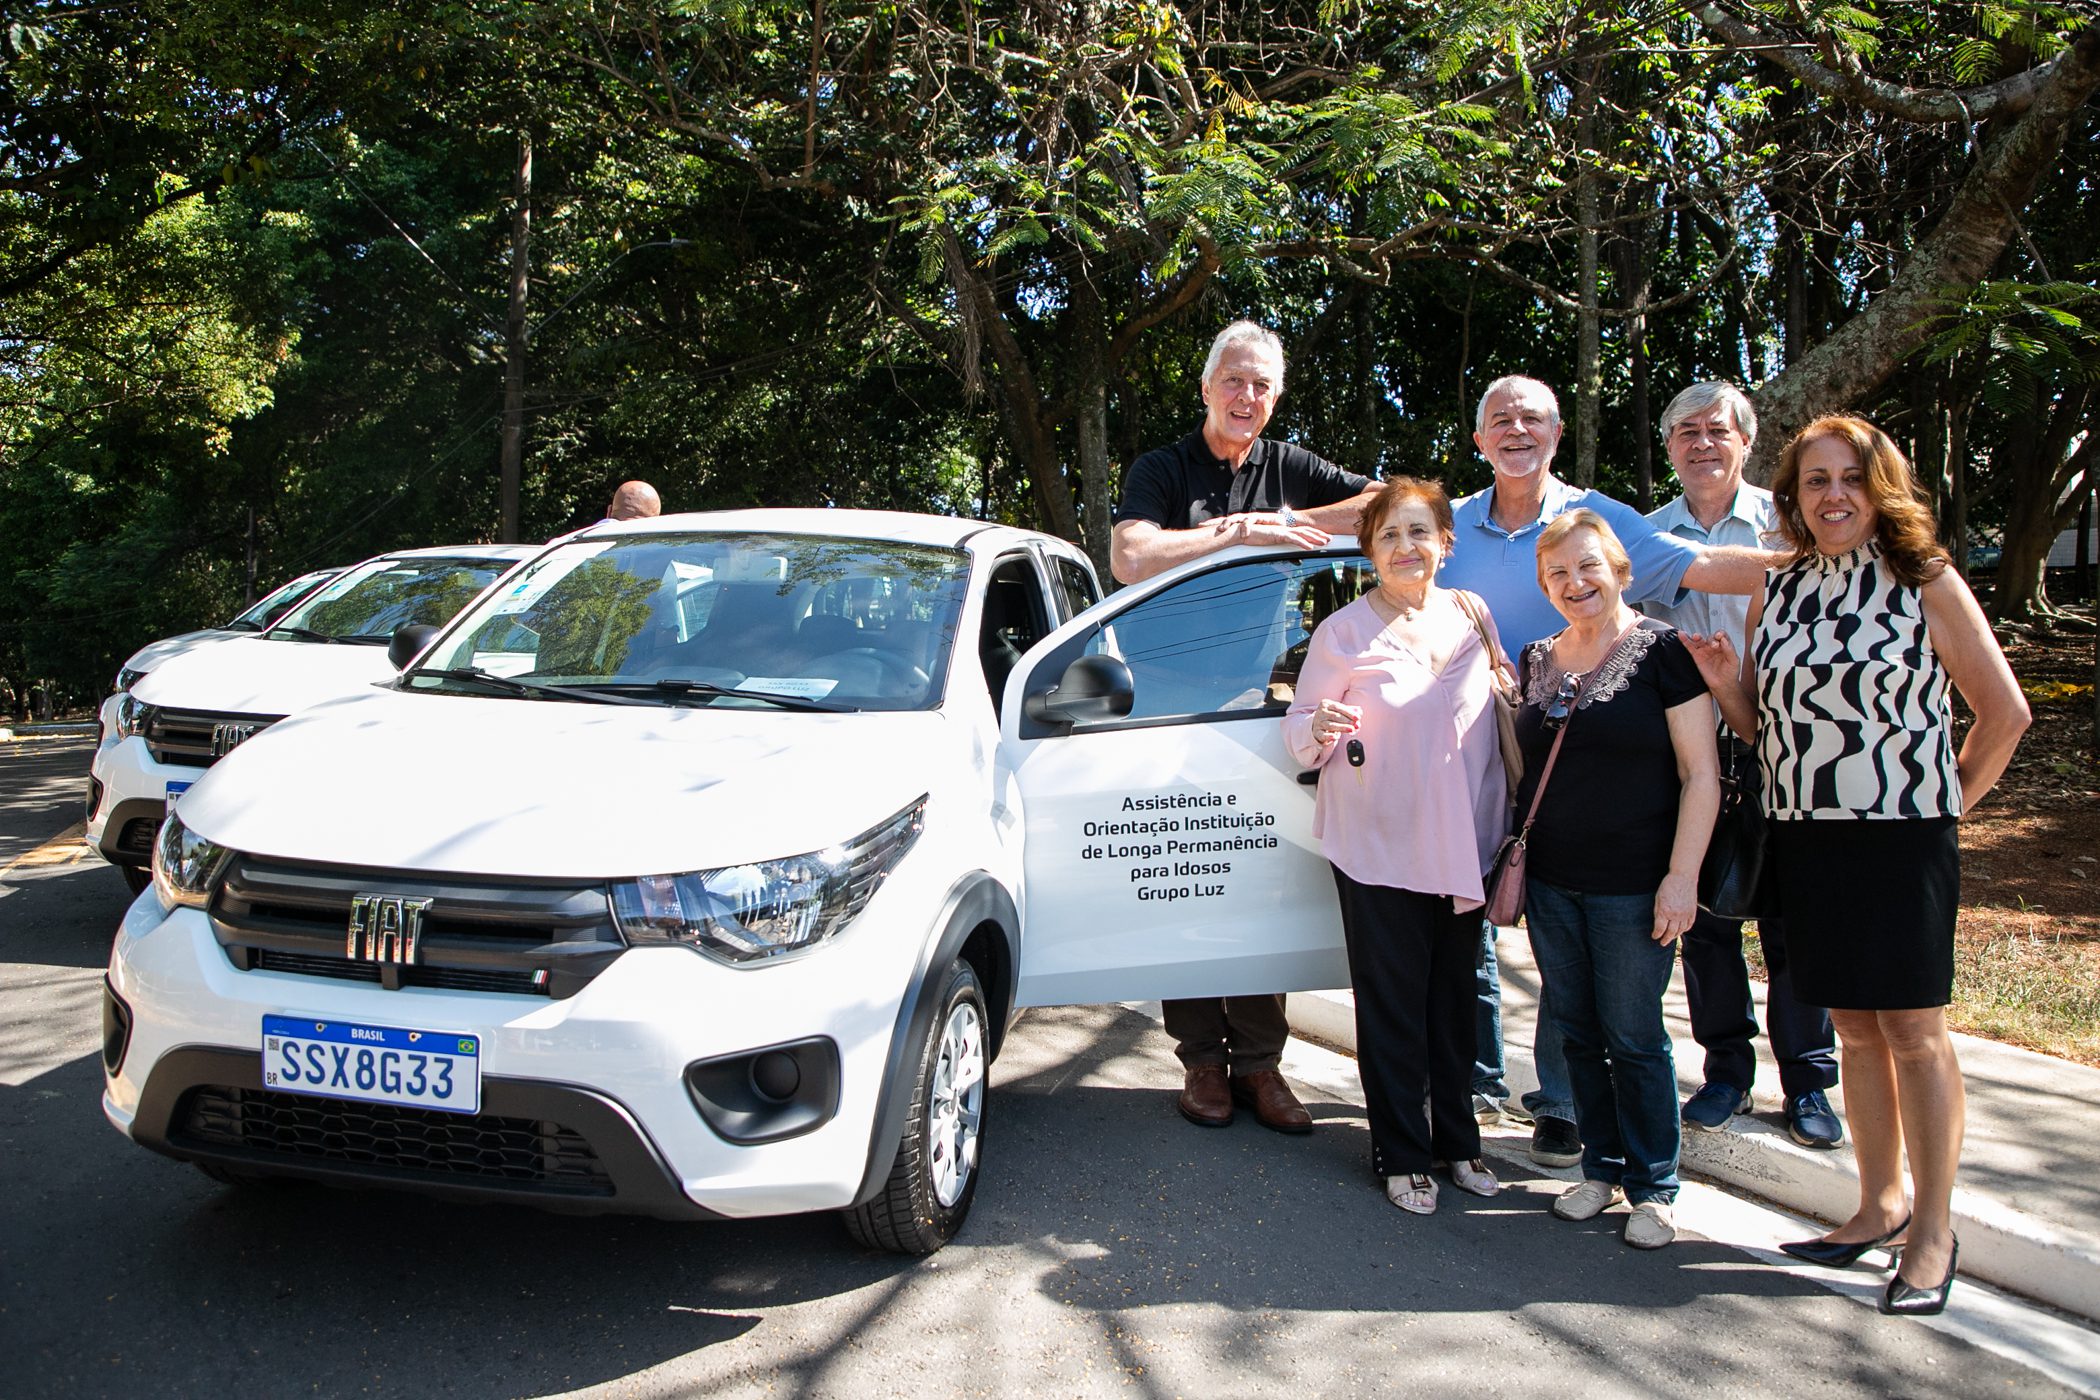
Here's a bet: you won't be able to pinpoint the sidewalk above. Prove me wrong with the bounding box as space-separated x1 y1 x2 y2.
1287 929 2100 1323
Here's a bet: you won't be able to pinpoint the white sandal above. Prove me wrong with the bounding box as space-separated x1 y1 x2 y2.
1386 1172 1439 1215
1450 1158 1502 1198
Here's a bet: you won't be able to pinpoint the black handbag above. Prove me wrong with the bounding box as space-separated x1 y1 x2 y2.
1698 735 1776 922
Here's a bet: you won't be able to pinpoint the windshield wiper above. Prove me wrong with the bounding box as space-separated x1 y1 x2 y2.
340 633 396 646
589 679 855 713
397 667 650 706
226 619 264 632
266 626 340 643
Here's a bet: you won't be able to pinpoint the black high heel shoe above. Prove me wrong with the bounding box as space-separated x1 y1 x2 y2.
1779 1215 1911 1269
1880 1235 1958 1316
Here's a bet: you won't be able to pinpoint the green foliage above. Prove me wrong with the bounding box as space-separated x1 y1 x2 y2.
527 558 660 675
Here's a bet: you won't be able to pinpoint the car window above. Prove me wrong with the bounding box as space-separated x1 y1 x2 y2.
276 557 515 642
980 556 1052 714
1055 558 1099 617
227 569 340 629
419 532 971 712
1086 555 1376 723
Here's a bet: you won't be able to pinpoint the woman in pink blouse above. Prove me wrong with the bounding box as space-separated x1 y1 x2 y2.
1284 477 1514 1214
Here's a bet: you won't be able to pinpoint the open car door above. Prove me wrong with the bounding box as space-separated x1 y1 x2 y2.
998 547 1377 1006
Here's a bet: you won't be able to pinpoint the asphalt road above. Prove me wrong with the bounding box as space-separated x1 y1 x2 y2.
1 735 2088 1398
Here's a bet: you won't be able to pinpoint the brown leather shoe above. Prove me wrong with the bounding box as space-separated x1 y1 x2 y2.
1177 1064 1234 1127
1231 1068 1313 1134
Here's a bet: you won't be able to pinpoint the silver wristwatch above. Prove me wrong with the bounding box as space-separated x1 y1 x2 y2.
1279 505 1299 528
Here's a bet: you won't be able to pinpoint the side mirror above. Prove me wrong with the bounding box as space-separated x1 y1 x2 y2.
1023 654 1135 730
388 622 441 671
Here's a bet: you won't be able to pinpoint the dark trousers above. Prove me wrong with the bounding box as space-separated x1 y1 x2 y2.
1163 994 1290 1072
1332 867 1480 1176
1681 911 1837 1098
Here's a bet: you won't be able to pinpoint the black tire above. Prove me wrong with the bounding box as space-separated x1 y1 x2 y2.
119 865 151 896
844 958 988 1254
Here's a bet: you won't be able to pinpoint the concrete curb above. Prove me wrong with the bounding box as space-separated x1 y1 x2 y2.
1286 985 2100 1324
0 722 97 741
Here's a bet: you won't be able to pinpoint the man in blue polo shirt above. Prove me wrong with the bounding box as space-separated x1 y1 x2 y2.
1441 374 1773 1169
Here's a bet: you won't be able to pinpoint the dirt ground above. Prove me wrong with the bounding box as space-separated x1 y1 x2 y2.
1950 616 2100 1063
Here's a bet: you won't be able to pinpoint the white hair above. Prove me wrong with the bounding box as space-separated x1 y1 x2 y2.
1474 375 1561 434
1660 381 1758 446
1202 320 1286 393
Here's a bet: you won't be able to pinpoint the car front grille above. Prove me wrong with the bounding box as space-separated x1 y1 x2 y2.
174 1085 613 1194
210 856 625 998
145 708 281 767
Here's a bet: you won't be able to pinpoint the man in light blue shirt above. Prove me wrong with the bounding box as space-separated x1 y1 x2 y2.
1640 381 1842 1151
1441 375 1775 1168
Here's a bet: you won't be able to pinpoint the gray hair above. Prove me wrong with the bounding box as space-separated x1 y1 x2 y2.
1660 381 1757 446
1474 375 1561 435
1202 320 1286 394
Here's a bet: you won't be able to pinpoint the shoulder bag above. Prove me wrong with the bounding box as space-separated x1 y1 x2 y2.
1483 619 1642 927
1454 590 1524 801
1697 733 1777 921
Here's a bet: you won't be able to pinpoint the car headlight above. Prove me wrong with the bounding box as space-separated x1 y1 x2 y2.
152 813 232 911
611 797 925 966
114 692 155 740
116 667 147 692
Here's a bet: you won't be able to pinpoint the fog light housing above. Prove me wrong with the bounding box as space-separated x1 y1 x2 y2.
684 1038 839 1144
102 978 133 1078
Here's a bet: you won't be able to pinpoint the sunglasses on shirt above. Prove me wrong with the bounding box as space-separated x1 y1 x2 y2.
1543 672 1580 730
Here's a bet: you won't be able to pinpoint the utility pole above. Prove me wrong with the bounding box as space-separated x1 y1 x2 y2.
499 130 533 543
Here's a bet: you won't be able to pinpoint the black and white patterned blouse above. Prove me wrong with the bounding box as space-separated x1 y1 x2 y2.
1753 542 1960 820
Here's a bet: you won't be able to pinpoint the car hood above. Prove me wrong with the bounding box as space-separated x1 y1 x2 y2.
123 628 239 677
130 636 397 717
179 688 954 879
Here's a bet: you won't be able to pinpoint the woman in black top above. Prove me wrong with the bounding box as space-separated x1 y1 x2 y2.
1514 510 1719 1249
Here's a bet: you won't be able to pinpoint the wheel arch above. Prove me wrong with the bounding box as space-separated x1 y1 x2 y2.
850 871 1016 1208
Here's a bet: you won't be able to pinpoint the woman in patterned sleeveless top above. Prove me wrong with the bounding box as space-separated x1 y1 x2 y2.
1686 417 2029 1317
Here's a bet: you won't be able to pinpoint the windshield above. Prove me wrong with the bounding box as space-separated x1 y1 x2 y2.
413 532 970 711
226 569 341 629
272 556 515 642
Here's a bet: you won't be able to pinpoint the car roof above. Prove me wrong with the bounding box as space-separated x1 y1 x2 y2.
574 508 1087 562
364 543 540 563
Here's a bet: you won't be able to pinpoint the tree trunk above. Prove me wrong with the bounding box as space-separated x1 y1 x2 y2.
1992 385 2094 621
1070 277 1114 581
1745 26 2100 481
1572 59 1605 488
940 227 1079 542
1607 226 1654 507
499 131 533 544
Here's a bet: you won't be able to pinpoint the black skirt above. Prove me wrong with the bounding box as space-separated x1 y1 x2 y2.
1767 816 1959 1011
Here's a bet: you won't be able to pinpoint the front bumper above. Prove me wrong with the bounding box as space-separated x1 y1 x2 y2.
87 735 199 867
104 877 928 1219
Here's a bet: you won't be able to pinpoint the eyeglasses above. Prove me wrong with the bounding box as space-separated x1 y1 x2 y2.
1543 672 1580 730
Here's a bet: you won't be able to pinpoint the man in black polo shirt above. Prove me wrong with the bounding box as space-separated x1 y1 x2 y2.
1111 319 1379 1132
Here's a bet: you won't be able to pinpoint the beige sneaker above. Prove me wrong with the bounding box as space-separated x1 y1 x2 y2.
1552 1179 1624 1221
1624 1200 1677 1249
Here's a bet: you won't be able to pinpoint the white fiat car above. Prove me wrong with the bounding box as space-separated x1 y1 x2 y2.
102 510 1371 1252
89 545 536 889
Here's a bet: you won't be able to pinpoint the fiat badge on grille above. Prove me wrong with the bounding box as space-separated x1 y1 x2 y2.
346 894 434 964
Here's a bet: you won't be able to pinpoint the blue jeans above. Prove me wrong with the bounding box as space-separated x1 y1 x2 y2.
1475 919 1576 1123
1524 881 1681 1204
